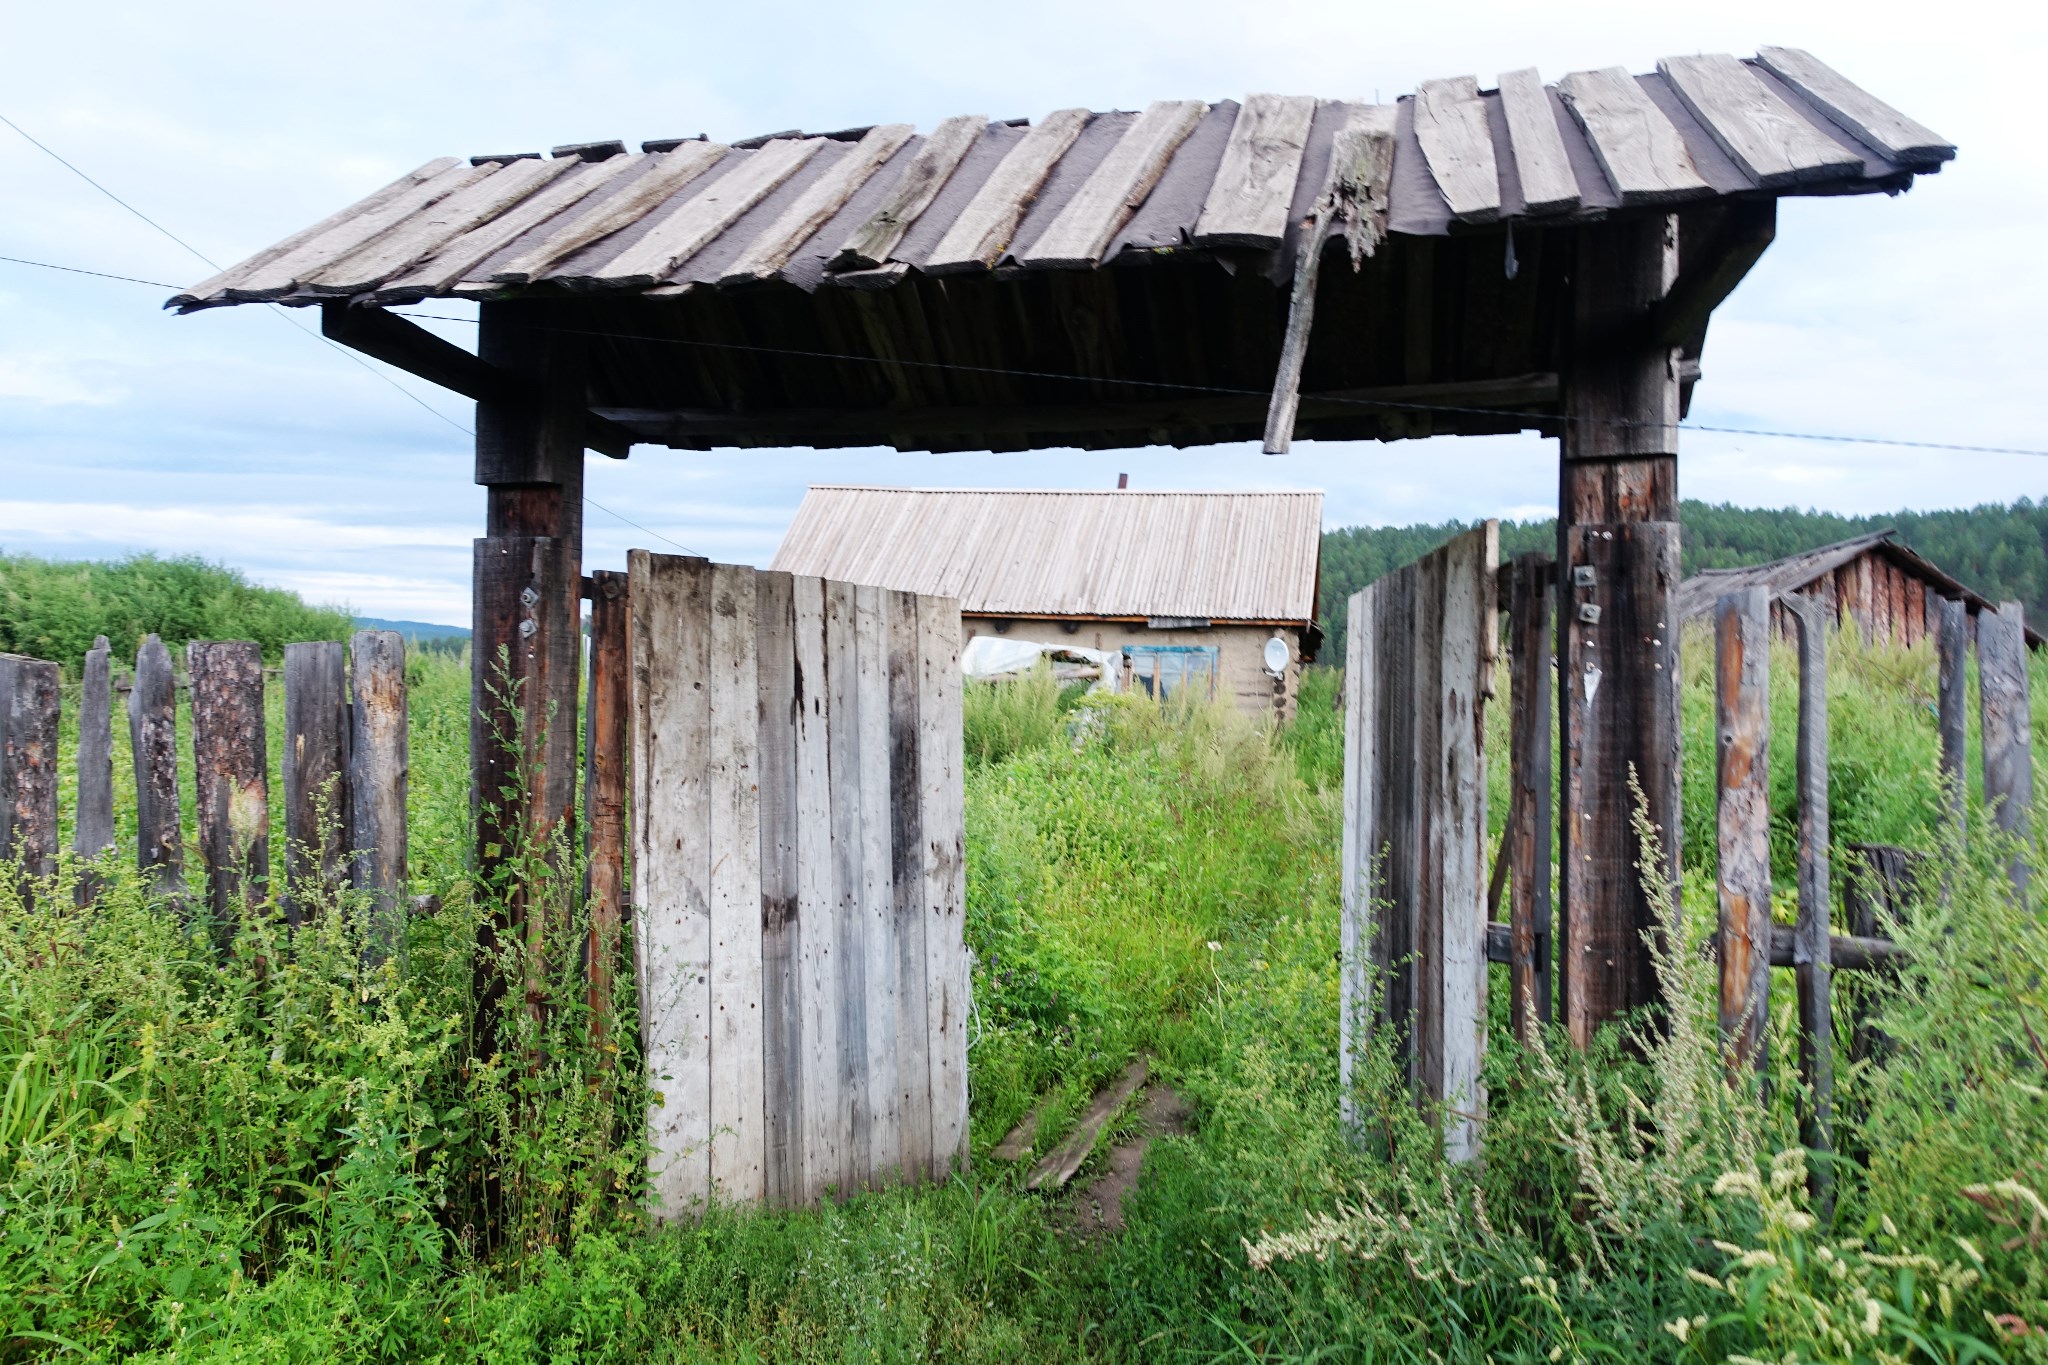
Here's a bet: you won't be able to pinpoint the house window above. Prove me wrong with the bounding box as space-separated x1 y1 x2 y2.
1125 644 1220 701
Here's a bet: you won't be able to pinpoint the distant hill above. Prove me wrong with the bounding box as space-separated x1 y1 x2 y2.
354 617 471 642
1318 498 2048 662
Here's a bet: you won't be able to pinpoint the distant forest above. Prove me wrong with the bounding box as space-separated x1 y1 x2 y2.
1317 498 2048 660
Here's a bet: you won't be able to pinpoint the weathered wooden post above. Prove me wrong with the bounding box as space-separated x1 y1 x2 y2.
1791 596 1833 1209
1507 553 1554 1037
1557 214 1683 1046
1977 603 2033 899
189 640 270 926
752 569 800 1202
1716 587 1772 1073
584 570 630 1044
283 640 349 922
349 630 409 954
129 634 184 899
74 638 116 890
0 653 61 889
1935 595 1968 841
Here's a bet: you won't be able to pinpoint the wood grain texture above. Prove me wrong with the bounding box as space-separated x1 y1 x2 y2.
349 630 408 956
189 640 270 927
791 575 843 1201
1936 596 1968 840
1495 69 1580 214
128 635 183 899
1507 555 1554 1039
1754 47 1954 165
753 571 802 1207
73 637 115 865
1658 54 1861 188
1978 603 2033 899
228 161 489 300
0 653 60 886
283 641 348 923
310 155 580 294
824 578 871 1188
591 138 824 288
492 143 727 283
707 562 766 1204
854 584 899 1183
1790 597 1833 1209
720 125 916 283
830 115 987 271
1020 100 1206 269
1715 587 1772 1074
585 571 631 1050
924 109 1090 273
1192 94 1318 247
886 588 932 1180
1412 77 1501 223
1557 68 1710 204
1338 583 1373 1137
918 592 968 1175
1436 522 1493 1162
628 551 715 1218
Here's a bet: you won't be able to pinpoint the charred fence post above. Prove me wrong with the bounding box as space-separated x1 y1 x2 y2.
584 570 630 1046
1977 603 2033 900
0 653 61 893
74 637 116 901
129 634 184 900
283 640 349 924
1715 587 1772 1076
349 630 409 958
1791 596 1833 1211
189 640 271 932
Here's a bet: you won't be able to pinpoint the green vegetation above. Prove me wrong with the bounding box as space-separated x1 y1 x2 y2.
0 552 350 670
1319 497 2048 662
2 633 2044 1361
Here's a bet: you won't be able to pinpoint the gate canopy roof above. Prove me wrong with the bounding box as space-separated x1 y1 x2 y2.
171 48 1952 455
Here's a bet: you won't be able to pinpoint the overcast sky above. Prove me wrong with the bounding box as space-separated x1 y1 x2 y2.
3 0 2041 626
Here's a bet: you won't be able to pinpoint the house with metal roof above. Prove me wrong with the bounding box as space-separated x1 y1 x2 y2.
771 486 1324 718
1676 530 2045 651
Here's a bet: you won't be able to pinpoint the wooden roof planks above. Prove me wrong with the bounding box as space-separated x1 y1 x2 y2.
720 124 916 284
584 138 824 288
1192 94 1318 248
1018 99 1206 268
491 143 728 284
1495 69 1579 214
923 108 1090 273
1755 47 1954 165
1412 78 1501 223
1558 67 1711 204
224 160 488 301
829 115 987 271
309 155 583 295
1659 54 1863 188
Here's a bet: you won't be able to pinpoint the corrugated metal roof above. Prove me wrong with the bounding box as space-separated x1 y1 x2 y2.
769 486 1323 622
169 48 1951 311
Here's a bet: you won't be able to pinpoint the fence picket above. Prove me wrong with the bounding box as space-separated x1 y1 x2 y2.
1715 587 1772 1074
129 635 183 899
284 641 349 922
1978 603 2033 899
887 588 932 1181
754 570 803 1206
708 562 765 1204
792 575 842 1202
189 641 269 926
74 637 116 876
855 584 900 1183
0 653 60 887
349 630 409 954
919 591 968 1177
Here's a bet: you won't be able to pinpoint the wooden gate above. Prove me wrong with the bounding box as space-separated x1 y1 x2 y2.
627 551 968 1215
1339 523 1498 1161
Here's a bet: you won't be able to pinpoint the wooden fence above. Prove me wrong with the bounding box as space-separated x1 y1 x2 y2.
627 552 968 1215
0 631 407 920
1339 522 1497 1161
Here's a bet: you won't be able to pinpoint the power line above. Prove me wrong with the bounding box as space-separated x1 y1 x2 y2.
0 254 179 289
0 111 220 270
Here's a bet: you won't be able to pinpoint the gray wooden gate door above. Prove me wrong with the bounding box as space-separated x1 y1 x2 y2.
628 551 969 1215
1339 522 1497 1161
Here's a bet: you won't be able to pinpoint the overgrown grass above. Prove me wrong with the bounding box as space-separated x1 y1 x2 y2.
2 638 2043 1362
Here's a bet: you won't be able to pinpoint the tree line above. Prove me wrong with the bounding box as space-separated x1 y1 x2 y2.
1317 497 2048 660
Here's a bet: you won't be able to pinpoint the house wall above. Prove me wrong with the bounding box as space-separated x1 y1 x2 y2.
960 616 1306 723
1788 551 1943 650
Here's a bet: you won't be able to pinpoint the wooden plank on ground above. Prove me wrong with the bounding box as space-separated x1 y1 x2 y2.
924 109 1091 273
349 630 409 956
707 562 766 1204
1413 77 1501 222
188 640 269 927
1507 554 1554 1038
128 634 183 899
886 588 932 1180
721 125 917 283
590 138 824 287
492 144 727 283
1936 595 1968 841
919 592 968 1175
283 641 348 922
0 653 60 886
629 551 715 1218
1978 603 2033 899
73 636 115 866
1659 54 1862 188
1192 94 1318 247
830 115 988 271
792 575 843 1201
585 571 631 1047
1025 1058 1147 1191
824 577 872 1188
754 570 803 1206
310 155 581 294
1495 69 1580 214
1790 596 1834 1211
1557 68 1711 204
854 584 900 1182
1754 47 1954 165
1019 100 1207 268
1715 586 1772 1075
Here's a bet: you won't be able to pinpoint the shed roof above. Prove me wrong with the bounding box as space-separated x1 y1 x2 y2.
170 48 1948 313
770 486 1324 622
1676 531 2046 647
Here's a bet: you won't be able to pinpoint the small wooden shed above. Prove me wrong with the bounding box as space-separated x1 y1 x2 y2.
1677 530 2046 651
771 485 1324 719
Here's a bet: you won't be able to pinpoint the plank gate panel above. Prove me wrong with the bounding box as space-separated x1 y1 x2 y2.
628 551 967 1215
1339 523 1497 1161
